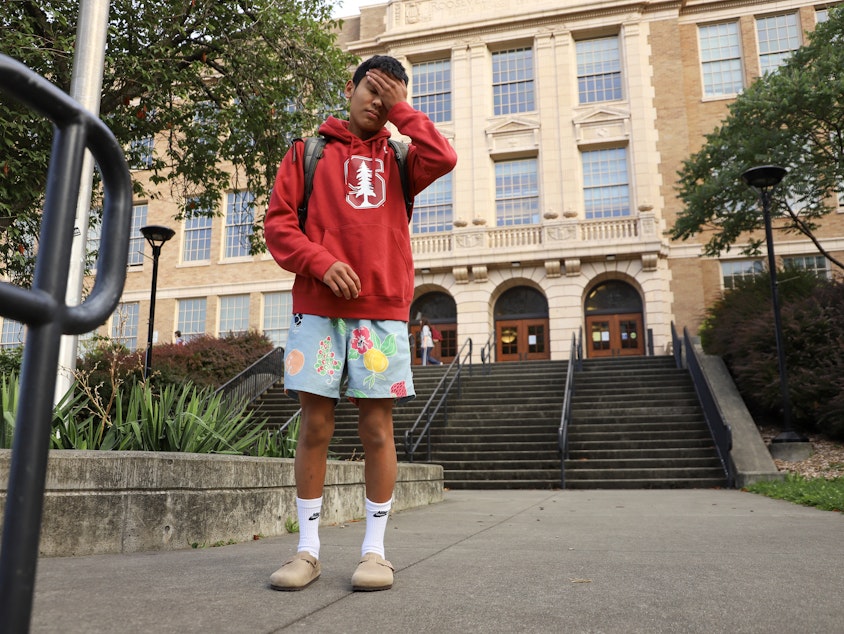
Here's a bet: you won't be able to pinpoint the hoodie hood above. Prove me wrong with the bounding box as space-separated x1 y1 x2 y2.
318 116 392 165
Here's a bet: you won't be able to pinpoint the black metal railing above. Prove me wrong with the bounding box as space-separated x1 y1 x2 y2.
404 337 473 462
479 330 495 374
672 323 735 488
215 346 284 406
670 321 683 369
558 330 582 488
0 55 133 633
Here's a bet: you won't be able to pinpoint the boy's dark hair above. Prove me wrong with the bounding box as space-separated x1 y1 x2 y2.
352 55 408 86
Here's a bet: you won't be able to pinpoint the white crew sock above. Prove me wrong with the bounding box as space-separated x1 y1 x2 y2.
296 496 322 559
360 498 392 558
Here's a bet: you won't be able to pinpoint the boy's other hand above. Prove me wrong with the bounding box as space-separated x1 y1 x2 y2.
323 261 361 299
366 70 407 111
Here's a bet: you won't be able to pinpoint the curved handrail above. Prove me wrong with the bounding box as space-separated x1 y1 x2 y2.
404 337 472 462
0 54 132 633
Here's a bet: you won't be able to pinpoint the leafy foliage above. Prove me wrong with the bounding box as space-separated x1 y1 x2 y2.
746 474 844 512
701 270 844 438
4 371 298 455
0 345 22 375
671 7 844 269
0 0 355 284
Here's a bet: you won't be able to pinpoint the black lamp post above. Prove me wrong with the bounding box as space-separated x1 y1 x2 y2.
740 166 806 443
141 225 175 379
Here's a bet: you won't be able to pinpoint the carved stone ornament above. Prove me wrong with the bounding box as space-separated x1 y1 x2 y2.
453 266 469 284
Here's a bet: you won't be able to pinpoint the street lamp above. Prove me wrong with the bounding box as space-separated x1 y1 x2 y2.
740 166 806 444
140 225 175 379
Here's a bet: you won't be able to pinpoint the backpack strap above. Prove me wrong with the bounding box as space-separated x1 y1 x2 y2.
296 136 412 232
387 139 414 220
297 136 327 232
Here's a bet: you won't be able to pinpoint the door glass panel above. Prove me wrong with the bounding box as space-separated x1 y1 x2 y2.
591 321 611 351
527 324 545 353
501 327 518 355
620 319 639 349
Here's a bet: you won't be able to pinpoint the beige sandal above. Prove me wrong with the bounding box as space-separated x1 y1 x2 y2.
351 553 394 591
270 552 321 591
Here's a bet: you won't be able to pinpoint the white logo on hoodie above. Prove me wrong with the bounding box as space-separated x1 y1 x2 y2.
346 156 386 209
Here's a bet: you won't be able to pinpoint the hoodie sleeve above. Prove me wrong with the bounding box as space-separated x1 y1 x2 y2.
387 101 457 196
264 141 339 281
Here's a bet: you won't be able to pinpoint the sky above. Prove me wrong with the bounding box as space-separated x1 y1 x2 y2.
331 0 384 18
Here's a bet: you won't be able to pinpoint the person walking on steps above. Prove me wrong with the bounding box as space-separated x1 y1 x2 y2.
419 318 442 366
263 55 457 592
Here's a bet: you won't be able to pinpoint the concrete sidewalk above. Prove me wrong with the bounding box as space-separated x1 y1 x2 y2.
30 489 843 633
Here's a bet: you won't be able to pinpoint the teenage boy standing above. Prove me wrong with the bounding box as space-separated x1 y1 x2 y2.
264 55 457 591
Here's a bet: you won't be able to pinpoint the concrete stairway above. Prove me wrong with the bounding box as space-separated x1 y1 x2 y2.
563 356 728 489
250 361 566 489
250 356 728 490
428 360 566 490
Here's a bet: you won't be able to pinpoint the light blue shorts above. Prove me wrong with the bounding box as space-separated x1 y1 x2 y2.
283 314 416 405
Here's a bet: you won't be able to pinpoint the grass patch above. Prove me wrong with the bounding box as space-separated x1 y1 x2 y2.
745 474 844 512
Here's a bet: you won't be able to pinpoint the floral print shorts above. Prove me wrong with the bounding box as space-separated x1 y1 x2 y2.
283 314 416 405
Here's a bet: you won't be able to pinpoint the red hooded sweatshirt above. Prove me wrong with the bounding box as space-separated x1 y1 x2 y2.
264 101 457 321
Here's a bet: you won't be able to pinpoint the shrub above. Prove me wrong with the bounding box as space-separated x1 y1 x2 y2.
0 346 22 376
146 331 274 389
701 269 844 439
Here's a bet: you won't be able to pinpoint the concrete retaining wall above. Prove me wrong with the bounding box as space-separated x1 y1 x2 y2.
0 451 443 557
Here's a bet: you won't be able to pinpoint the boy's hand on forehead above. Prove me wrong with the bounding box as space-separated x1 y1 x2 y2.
366 69 407 111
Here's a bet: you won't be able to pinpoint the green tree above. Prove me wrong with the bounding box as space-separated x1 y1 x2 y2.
671 7 844 271
0 0 354 284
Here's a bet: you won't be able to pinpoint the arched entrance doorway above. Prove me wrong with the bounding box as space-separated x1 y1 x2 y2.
409 292 457 365
584 280 644 358
494 286 550 362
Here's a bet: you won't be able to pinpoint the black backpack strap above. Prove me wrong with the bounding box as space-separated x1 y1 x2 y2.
388 139 413 220
297 136 327 232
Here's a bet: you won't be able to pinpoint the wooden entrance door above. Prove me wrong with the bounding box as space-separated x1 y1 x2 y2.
496 319 550 362
585 313 644 358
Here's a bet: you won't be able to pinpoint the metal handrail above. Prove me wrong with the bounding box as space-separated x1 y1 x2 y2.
681 326 735 487
404 337 473 462
0 54 133 633
670 321 683 369
479 330 495 374
558 330 582 488
215 346 284 406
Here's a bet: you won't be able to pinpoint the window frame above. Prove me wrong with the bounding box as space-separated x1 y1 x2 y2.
492 47 536 116
494 157 540 227
411 59 452 123
576 35 623 104
698 21 744 98
581 147 631 219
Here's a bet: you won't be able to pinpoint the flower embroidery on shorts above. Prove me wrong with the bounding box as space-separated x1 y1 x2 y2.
314 335 341 384
348 329 398 389
350 327 373 354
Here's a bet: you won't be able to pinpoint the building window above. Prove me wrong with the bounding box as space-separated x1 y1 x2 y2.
219 295 250 336
699 22 744 97
225 191 254 259
721 260 764 289
129 136 154 170
816 8 829 23
111 302 139 351
263 292 292 348
0 319 24 349
128 204 148 266
412 173 453 234
576 36 623 104
183 213 212 262
757 13 800 74
495 158 539 226
783 255 829 279
412 60 451 123
492 48 535 115
178 298 207 341
582 148 630 219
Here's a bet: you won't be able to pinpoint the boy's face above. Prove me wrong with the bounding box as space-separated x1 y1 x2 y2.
344 73 393 140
